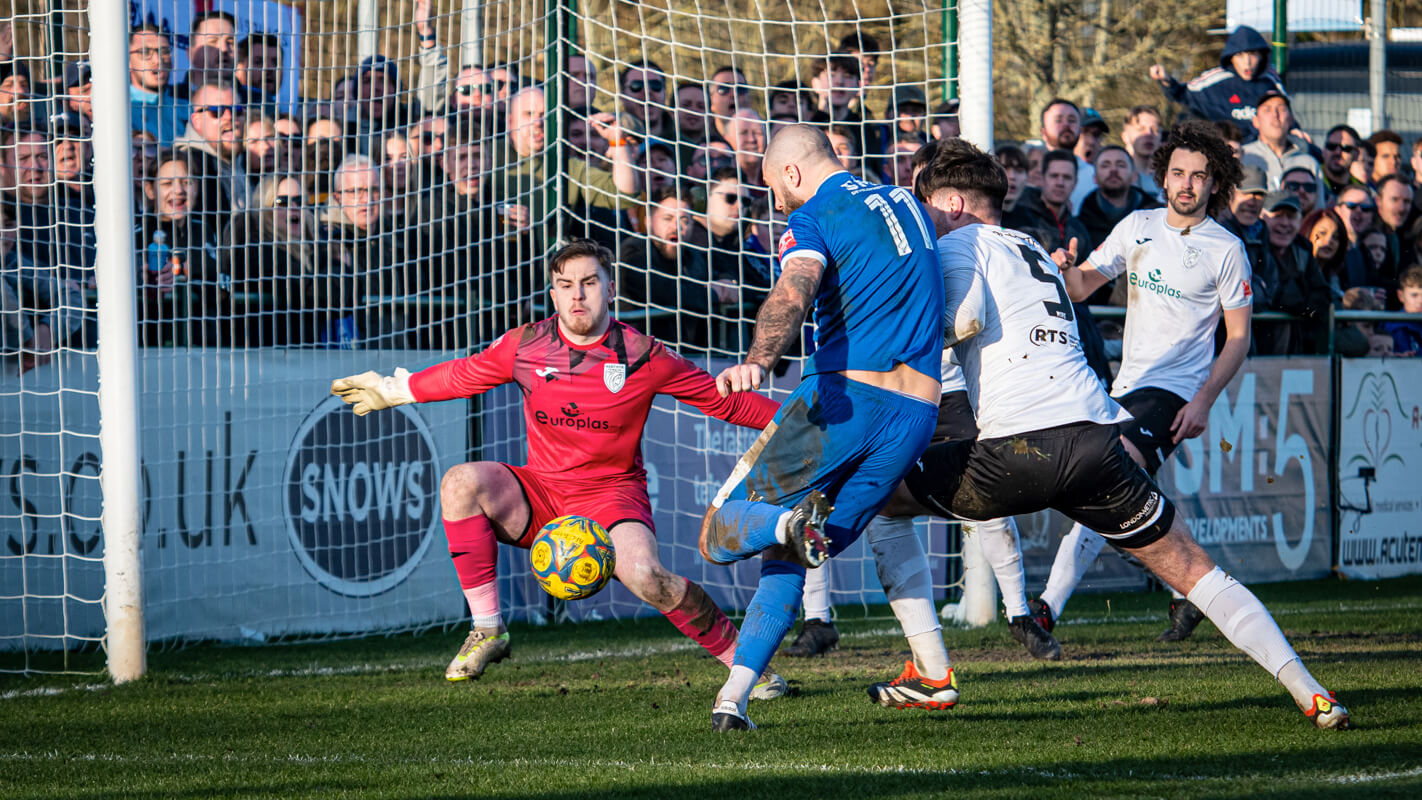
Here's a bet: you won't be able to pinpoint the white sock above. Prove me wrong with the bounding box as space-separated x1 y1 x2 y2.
972 517 1029 618
907 630 952 681
1186 567 1324 709
774 510 791 544
718 664 759 714
868 516 950 680
801 559 833 622
1040 521 1107 618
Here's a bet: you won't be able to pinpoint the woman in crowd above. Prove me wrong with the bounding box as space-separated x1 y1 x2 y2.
1300 208 1349 304
135 151 221 346
219 174 321 347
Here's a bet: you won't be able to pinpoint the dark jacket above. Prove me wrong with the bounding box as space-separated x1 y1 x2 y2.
1255 241 1331 354
219 211 321 347
134 211 222 347
1160 26 1286 139
1077 187 1162 255
314 210 419 349
617 236 717 353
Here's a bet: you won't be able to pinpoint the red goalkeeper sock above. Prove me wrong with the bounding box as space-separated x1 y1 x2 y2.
445 515 501 627
663 579 738 667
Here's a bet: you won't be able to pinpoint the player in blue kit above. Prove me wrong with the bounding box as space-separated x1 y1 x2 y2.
697 125 951 731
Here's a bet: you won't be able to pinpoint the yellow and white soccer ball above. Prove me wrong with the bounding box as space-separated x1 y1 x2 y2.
529 515 616 600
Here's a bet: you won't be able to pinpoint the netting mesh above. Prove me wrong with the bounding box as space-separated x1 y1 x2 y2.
1 0 966 675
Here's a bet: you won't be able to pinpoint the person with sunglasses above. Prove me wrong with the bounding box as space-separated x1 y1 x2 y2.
1334 184 1392 295
1279 158 1322 215
175 82 251 224
220 174 321 346
708 66 750 139
691 166 773 302
618 60 672 140
1320 124 1365 197
128 24 189 147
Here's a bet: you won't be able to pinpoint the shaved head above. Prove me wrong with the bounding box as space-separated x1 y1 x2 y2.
763 124 843 212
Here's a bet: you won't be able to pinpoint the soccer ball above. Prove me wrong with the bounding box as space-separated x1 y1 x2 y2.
529 515 616 600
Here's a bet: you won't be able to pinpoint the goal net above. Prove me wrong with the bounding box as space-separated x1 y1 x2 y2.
1 0 983 677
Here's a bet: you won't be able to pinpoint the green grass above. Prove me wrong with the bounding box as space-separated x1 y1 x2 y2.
4 577 1422 799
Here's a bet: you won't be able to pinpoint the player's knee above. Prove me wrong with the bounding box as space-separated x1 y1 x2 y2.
618 556 681 609
440 463 485 516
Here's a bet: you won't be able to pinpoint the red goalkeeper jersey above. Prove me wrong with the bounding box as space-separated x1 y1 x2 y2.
408 317 778 481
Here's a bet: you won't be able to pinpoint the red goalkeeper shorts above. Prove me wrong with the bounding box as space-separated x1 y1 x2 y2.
504 465 655 548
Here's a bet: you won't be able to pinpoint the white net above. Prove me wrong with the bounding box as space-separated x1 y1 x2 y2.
1 0 966 676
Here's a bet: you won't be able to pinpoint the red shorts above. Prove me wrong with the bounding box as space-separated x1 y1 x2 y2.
504 465 655 548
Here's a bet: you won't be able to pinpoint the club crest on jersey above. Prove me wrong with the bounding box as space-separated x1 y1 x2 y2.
1182 246 1202 269
603 363 627 393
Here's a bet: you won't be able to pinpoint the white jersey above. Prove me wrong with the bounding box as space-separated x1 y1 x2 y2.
1088 210 1252 400
940 224 1130 440
940 348 966 394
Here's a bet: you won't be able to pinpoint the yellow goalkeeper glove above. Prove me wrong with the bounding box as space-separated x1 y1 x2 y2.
330 368 417 416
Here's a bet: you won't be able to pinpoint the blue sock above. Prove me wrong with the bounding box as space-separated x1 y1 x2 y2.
705 499 786 562
732 559 807 675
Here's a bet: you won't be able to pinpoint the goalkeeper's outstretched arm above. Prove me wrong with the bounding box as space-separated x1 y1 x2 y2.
330 368 417 416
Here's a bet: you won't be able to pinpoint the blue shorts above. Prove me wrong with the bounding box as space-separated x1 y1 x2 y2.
727 373 936 557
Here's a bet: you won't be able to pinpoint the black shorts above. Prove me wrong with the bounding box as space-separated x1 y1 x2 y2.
935 390 978 443
903 420 1175 549
1115 388 1189 475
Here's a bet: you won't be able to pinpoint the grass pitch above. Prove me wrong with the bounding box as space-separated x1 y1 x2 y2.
3 576 1422 799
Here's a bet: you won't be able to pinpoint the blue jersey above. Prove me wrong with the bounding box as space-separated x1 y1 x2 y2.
777 173 943 379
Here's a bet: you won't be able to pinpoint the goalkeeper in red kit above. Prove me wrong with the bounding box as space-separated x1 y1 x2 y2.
331 239 787 696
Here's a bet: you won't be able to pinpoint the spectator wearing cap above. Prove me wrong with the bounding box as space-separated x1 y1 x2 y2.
1078 145 1161 264
59 61 93 122
0 60 34 127
128 24 189 147
1217 165 1272 291
236 33 290 118
1148 26 1286 138
1321 124 1365 197
620 60 674 141
888 86 928 139
2 201 85 372
352 55 413 156
1241 91 1322 190
768 80 814 121
48 113 98 279
1074 108 1107 165
1279 156 1322 216
1257 190 1331 354
930 100 960 141
1369 130 1405 184
1121 105 1163 199
176 83 251 224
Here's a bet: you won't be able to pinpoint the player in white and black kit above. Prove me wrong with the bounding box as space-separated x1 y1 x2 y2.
873 136 1348 729
1033 122 1255 643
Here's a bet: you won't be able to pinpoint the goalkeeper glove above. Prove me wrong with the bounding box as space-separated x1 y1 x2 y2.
330 368 417 416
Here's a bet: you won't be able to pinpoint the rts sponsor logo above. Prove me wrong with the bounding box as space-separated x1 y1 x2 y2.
1029 324 1080 349
283 397 440 596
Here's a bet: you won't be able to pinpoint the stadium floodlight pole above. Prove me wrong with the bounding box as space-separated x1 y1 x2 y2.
357 0 379 62
461 0 484 68
1369 0 1387 129
958 2 993 153
90 0 146 683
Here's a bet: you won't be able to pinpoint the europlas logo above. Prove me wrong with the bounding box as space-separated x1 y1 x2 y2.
282 396 441 597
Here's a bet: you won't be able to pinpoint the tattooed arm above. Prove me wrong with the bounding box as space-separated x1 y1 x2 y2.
714 255 824 396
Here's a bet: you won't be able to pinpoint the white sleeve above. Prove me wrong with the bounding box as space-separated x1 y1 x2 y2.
1085 214 1132 279
939 234 986 346
1216 240 1254 310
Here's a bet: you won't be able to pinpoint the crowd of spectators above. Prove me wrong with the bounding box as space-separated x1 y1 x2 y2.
4 13 1422 372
